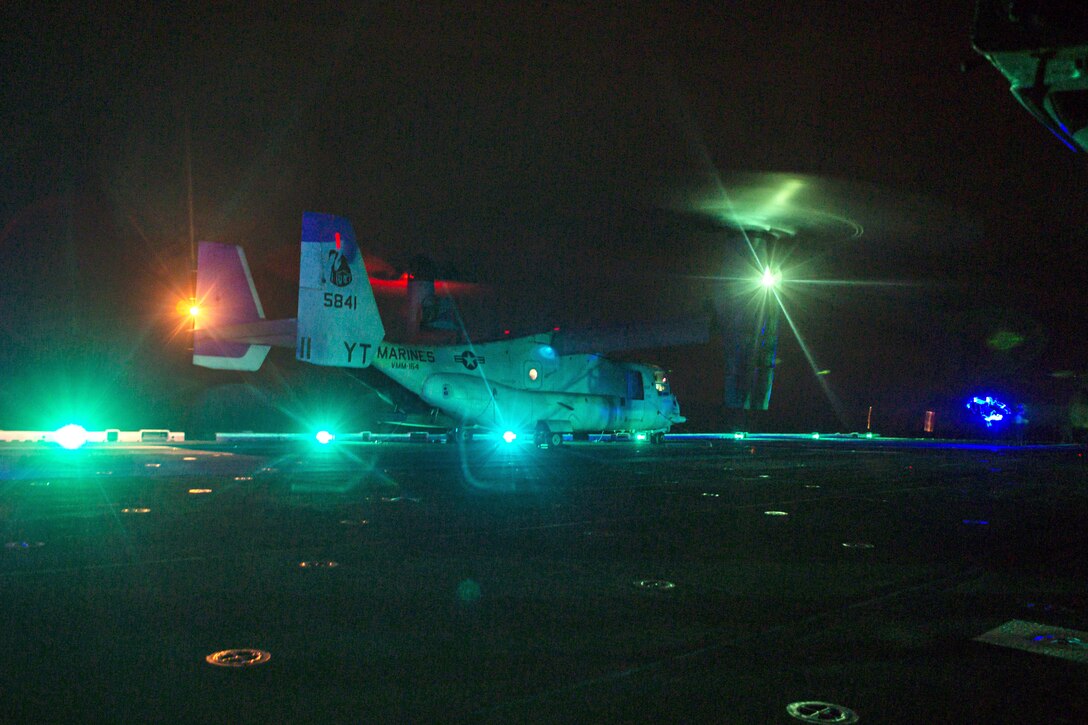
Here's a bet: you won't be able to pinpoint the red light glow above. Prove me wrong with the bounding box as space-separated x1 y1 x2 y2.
369 274 481 297
335 232 341 249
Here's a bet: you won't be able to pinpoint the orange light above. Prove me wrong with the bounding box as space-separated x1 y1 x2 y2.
175 298 201 317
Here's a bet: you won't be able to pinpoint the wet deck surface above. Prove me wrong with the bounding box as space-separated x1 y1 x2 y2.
1 438 1086 723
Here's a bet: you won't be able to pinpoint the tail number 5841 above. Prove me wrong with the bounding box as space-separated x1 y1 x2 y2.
323 293 358 309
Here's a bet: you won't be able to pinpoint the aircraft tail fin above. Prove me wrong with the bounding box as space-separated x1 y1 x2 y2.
193 242 272 371
296 212 385 368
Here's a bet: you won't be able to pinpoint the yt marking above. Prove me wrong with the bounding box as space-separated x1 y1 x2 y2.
344 341 372 364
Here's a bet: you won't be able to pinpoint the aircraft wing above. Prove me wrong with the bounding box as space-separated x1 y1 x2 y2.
551 316 710 355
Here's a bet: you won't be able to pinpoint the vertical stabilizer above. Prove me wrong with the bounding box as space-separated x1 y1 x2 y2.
296 212 385 368
193 242 271 371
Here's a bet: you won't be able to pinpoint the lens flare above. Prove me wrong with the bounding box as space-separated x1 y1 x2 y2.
54 424 88 450
771 288 849 428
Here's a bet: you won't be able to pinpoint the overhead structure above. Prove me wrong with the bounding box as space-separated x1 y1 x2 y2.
972 0 1088 152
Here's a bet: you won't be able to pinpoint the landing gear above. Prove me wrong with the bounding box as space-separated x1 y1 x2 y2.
650 432 665 445
445 428 472 444
533 426 564 449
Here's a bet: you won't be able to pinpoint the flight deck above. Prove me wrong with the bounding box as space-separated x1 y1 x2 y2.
1 436 1085 723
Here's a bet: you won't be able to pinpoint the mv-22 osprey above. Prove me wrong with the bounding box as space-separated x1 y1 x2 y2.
193 212 689 446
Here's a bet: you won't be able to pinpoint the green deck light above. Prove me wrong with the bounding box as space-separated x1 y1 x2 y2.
54 424 88 450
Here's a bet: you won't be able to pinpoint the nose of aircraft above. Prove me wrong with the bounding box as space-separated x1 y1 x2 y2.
665 396 685 425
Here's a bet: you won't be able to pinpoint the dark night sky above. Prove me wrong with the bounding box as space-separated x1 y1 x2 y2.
2 1 1087 435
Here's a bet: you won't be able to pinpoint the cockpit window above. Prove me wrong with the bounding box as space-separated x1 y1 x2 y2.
654 370 670 395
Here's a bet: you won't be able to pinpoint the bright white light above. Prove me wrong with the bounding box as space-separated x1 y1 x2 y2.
635 433 647 441
315 430 334 445
54 424 88 450
502 431 517 443
760 268 781 288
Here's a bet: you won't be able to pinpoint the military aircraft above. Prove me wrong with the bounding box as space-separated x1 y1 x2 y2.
192 212 695 445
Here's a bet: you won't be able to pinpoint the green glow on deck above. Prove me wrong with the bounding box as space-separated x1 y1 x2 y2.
54 424 88 450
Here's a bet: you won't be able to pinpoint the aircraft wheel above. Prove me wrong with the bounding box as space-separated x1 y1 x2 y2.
548 431 564 448
447 428 473 444
650 432 664 445
534 430 547 447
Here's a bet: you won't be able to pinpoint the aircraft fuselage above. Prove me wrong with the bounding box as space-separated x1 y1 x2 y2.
371 333 683 435
193 213 689 442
